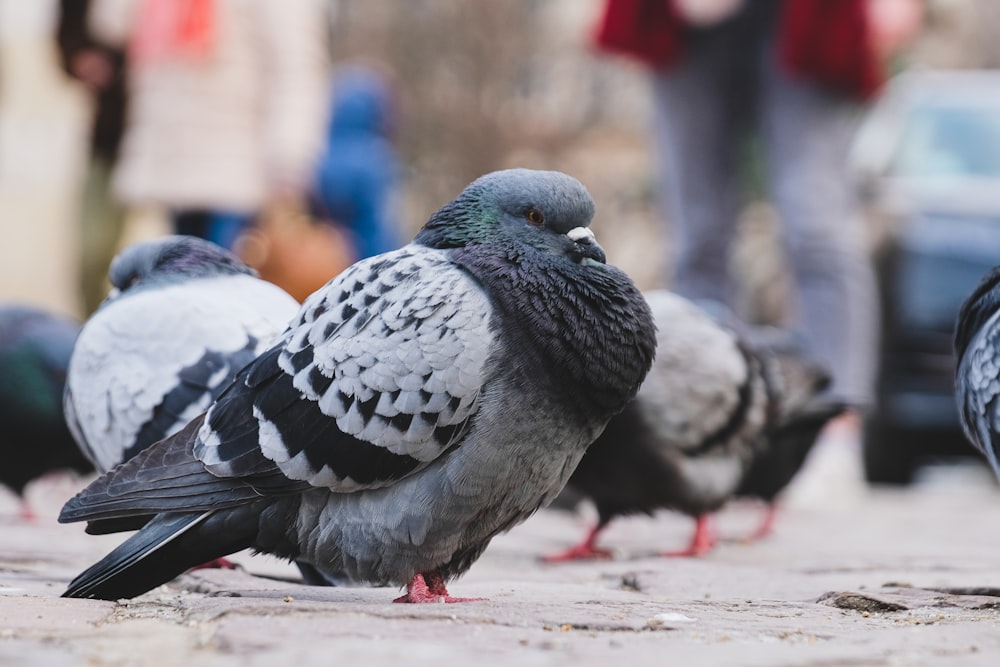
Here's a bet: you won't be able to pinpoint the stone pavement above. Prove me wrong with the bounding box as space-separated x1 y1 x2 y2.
1 470 1000 667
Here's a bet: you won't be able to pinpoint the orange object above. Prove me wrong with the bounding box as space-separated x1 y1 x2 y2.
131 0 216 64
235 200 356 303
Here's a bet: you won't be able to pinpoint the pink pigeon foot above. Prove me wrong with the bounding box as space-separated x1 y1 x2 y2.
393 571 485 603
542 523 612 562
722 503 780 544
745 503 778 542
17 500 38 522
660 514 717 557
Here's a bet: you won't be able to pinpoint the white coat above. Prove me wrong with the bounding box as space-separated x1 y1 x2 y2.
89 0 330 212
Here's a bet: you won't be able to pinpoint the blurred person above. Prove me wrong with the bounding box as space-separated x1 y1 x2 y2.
87 0 330 250
311 65 403 260
594 0 922 505
56 0 128 315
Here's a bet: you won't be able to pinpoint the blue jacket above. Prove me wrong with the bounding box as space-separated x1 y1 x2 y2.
312 68 402 259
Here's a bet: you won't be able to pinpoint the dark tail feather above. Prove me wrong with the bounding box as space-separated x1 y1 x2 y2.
84 515 154 535
63 510 251 600
58 416 267 525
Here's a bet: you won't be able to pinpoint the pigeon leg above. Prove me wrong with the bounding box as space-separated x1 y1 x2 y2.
660 514 717 557
747 503 778 542
720 502 779 544
541 522 613 562
17 499 38 523
393 571 485 603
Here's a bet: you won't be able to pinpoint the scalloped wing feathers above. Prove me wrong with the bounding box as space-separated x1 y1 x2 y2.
195 246 492 492
956 307 1000 477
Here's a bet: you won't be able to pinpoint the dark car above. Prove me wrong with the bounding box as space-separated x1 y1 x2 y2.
850 70 1000 484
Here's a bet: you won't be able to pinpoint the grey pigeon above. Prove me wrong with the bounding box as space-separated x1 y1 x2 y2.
0 305 91 509
65 236 300 473
955 265 1000 479
545 290 829 561
58 169 657 603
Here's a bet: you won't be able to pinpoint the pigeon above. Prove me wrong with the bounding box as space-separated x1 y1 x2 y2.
64 235 300 474
0 305 91 510
545 290 829 561
954 264 1000 480
732 330 847 539
58 168 657 603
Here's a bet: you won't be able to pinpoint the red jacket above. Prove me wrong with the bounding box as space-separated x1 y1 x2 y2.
594 0 884 99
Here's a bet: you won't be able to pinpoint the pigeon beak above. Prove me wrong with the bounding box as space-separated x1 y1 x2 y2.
566 227 606 265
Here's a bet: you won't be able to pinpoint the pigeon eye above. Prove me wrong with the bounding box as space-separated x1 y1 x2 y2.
525 208 545 226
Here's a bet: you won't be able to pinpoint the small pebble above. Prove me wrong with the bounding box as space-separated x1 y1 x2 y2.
648 612 697 628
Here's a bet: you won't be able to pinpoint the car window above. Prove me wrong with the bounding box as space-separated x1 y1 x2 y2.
892 104 1000 178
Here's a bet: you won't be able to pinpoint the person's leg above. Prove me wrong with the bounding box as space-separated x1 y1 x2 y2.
758 47 879 506
758 56 879 410
649 37 748 306
79 155 127 315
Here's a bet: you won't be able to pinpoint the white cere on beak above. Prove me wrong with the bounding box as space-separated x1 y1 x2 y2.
567 227 596 243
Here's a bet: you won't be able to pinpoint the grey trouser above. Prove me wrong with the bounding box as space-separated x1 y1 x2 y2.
650 26 878 408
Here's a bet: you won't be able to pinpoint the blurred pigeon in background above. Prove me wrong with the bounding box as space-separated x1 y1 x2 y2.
733 329 846 539
954 265 1000 480
0 305 91 514
65 236 300 473
58 169 657 603
545 290 830 561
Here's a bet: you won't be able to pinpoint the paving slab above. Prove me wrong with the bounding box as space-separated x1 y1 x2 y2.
2 473 1000 666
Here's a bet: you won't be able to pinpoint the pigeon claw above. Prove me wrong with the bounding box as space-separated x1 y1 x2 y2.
541 523 612 563
17 500 38 523
744 503 778 543
393 572 485 604
721 503 779 544
659 514 717 558
541 543 613 563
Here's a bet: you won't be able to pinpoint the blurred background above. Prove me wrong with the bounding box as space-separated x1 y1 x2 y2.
0 0 663 318
4 0 1000 485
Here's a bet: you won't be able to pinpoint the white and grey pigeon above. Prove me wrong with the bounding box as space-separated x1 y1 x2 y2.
58 169 657 603
954 265 1000 480
64 235 300 473
545 290 829 561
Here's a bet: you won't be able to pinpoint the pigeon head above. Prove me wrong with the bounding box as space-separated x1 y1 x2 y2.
414 169 605 265
108 236 256 297
416 169 654 420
